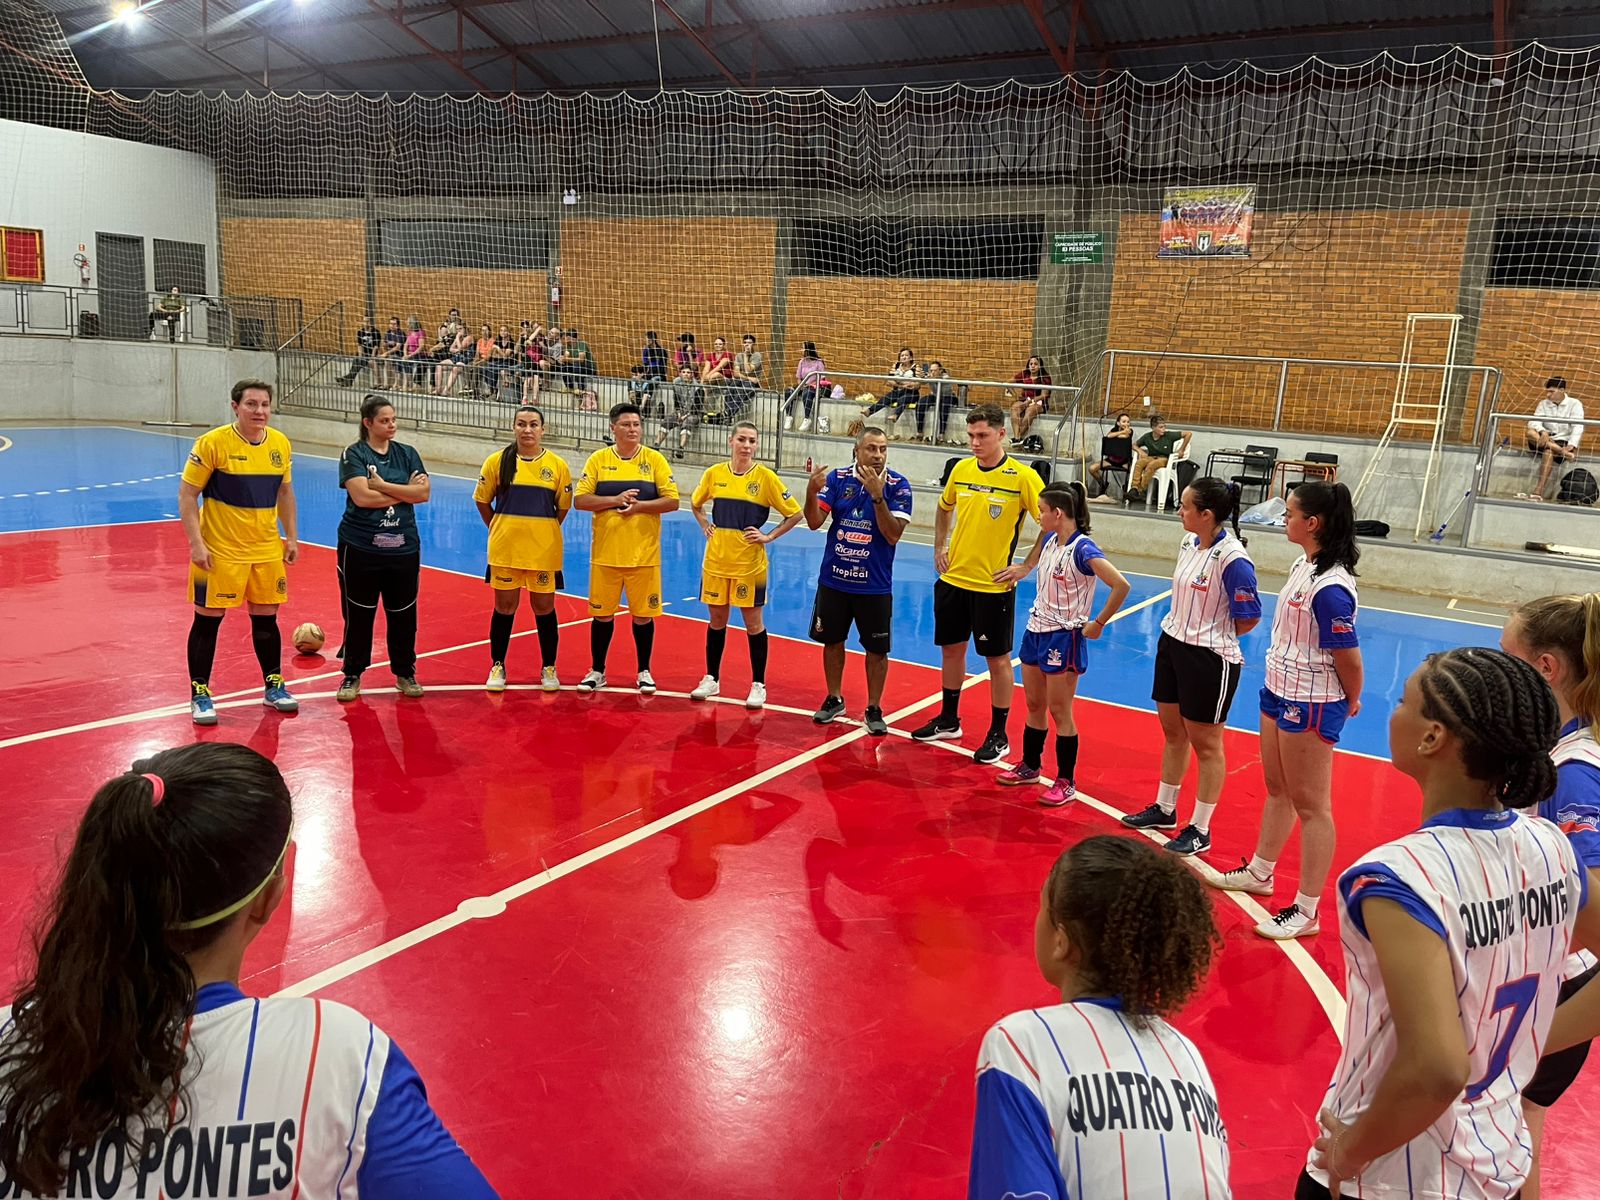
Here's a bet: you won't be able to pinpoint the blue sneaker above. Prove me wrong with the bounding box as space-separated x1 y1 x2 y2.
190 682 217 726
262 673 299 713
1164 824 1212 857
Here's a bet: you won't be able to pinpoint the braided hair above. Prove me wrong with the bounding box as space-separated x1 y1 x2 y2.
1044 835 1220 1027
1416 647 1560 809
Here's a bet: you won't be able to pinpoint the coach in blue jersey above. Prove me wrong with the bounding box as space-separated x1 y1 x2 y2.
804 425 913 737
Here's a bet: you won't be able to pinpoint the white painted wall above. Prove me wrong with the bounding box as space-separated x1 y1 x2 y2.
0 118 218 293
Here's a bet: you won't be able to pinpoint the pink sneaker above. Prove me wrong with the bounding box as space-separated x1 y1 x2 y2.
1040 779 1076 807
997 764 1042 786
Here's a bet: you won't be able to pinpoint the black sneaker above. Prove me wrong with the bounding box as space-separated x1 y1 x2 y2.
911 716 961 741
862 706 889 737
813 694 847 725
974 730 1009 764
1164 824 1212 857
1121 803 1178 831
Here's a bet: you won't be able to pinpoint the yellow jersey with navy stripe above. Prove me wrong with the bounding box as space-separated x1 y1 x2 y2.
180 424 292 564
473 449 572 571
575 445 679 568
691 462 802 579
938 455 1044 593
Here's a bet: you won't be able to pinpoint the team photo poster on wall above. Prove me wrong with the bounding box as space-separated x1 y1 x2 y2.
1159 185 1256 257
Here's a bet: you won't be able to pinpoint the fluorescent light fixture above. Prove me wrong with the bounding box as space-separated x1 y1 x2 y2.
114 2 143 23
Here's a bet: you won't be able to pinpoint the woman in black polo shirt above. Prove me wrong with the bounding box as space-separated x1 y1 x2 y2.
335 394 432 701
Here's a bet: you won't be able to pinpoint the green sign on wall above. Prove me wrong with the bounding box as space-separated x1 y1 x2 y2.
1050 232 1105 265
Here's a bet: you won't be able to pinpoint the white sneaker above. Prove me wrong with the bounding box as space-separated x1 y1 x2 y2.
486 662 507 692
637 670 657 695
1256 904 1320 940
1212 862 1275 896
798 418 812 432
783 414 794 431
745 682 767 710
540 666 560 693
689 674 720 701
576 669 606 692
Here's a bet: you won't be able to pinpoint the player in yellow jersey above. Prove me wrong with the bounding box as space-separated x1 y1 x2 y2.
688 422 804 710
573 403 680 693
912 404 1043 763
473 406 572 693
177 379 299 725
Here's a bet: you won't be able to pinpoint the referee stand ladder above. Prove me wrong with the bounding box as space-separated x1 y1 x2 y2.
1352 313 1462 540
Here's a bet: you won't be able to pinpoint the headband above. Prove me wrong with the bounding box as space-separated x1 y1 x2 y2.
173 825 294 932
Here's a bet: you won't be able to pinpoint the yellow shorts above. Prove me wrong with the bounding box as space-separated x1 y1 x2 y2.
487 566 563 593
189 558 286 610
701 572 768 609
588 564 664 618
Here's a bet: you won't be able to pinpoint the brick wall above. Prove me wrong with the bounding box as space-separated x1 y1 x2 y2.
558 218 778 381
220 218 365 353
1471 288 1600 439
1103 210 1471 438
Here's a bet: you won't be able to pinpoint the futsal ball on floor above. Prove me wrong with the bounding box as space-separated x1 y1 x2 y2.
292 622 326 654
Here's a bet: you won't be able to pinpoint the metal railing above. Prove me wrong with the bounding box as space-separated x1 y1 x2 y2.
1460 409 1600 548
0 282 304 351
1095 348 1502 445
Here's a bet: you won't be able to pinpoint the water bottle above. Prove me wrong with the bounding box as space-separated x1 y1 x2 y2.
805 455 814 473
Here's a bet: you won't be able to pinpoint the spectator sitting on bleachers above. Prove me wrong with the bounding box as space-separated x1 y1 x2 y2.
912 361 962 445
376 315 405 388
1129 412 1191 501
473 325 497 397
675 332 703 379
149 285 185 342
1087 413 1134 496
1527 374 1585 500
788 341 826 432
484 325 517 400
627 364 657 414
642 331 670 381
336 315 382 387
1006 355 1053 448
519 326 545 403
861 347 924 438
658 365 706 460
728 334 763 422
560 327 595 391
399 317 427 392
700 336 735 418
418 322 450 393
436 323 475 396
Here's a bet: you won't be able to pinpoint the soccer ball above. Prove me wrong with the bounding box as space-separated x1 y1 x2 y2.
292 622 326 654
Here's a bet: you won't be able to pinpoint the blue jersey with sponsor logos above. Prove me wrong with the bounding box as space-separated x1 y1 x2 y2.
816 465 913 595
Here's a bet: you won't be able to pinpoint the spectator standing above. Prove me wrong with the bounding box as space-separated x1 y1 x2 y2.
1528 375 1586 499
1130 413 1192 501
337 315 383 387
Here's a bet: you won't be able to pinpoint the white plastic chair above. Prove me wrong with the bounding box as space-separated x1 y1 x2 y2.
1150 443 1193 510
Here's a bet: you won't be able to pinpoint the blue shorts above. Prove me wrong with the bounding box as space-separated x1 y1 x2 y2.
1019 627 1087 675
1259 686 1348 745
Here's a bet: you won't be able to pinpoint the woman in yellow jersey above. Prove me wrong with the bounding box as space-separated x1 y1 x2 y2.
472 407 572 692
688 422 804 710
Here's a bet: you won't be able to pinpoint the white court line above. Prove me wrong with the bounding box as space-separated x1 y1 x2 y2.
0 435 13 453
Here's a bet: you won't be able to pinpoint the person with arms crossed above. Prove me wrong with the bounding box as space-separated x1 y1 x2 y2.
803 425 913 737
968 835 1230 1200
913 405 1044 765
335 394 431 702
474 406 572 693
1211 481 1363 939
178 378 299 726
1303 648 1600 1200
573 403 680 694
1499 592 1600 1199
0 742 498 1199
1123 478 1260 856
688 422 804 710
993 481 1130 805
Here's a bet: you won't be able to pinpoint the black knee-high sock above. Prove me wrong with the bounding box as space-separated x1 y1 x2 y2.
490 610 515 664
940 687 961 722
706 627 727 678
590 620 615 671
632 620 655 672
187 613 223 686
1057 734 1080 783
749 631 769 684
1022 724 1047 770
990 705 1010 735
535 610 559 668
250 615 282 681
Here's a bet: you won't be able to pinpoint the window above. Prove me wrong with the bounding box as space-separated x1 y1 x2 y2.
1489 216 1600 289
1 227 44 283
377 220 551 270
791 218 1043 280
153 239 207 295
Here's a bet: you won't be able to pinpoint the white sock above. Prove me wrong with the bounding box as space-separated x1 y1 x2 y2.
1190 801 1217 832
1248 855 1277 881
1156 781 1180 814
1294 891 1320 919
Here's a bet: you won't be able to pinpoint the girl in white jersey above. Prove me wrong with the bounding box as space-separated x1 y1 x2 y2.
0 743 497 1199
1124 477 1261 857
1304 648 1600 1200
994 482 1130 805
1500 592 1600 1199
1213 481 1364 941
969 835 1230 1200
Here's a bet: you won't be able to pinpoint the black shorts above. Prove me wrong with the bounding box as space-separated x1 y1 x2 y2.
933 578 1016 656
1523 962 1600 1107
809 584 892 654
1151 631 1242 725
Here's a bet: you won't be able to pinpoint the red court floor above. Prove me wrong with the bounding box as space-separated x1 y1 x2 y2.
3 521 1597 1198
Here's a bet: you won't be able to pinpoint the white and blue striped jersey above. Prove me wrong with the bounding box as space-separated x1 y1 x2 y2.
969 998 1231 1200
1264 556 1359 703
1026 532 1105 634
0 983 497 1199
1160 530 1260 666
1309 809 1586 1199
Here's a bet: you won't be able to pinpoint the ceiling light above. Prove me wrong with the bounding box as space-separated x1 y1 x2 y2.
114 2 143 23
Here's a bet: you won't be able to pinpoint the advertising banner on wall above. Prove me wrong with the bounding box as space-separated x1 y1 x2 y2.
1158 185 1255 258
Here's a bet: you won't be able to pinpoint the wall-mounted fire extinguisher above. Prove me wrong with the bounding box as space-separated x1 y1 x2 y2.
73 250 92 285
550 284 560 309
